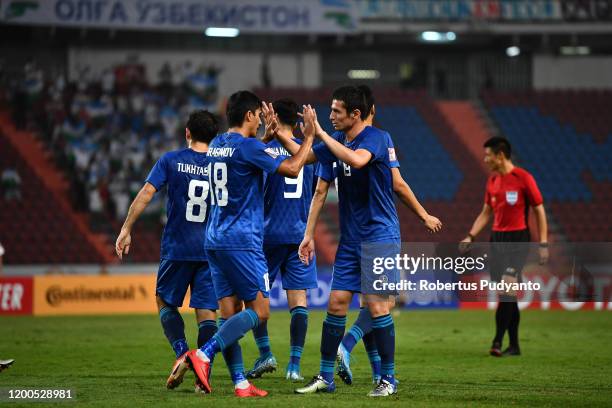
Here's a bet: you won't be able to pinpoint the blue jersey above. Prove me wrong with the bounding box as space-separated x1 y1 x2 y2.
205 132 286 250
314 126 400 243
145 148 210 261
263 139 315 245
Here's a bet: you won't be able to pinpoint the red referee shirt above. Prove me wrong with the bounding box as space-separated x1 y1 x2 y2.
485 167 543 232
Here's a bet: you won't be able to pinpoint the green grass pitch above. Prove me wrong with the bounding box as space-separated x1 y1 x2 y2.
2 310 612 407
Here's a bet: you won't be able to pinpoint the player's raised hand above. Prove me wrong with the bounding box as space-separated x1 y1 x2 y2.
300 105 316 139
261 102 278 143
423 214 442 233
298 235 315 265
311 106 324 136
115 228 132 260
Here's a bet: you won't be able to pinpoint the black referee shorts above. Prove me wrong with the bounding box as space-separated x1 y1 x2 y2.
489 229 531 283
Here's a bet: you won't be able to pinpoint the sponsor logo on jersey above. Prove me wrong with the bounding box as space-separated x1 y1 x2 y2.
388 148 397 162
264 147 280 158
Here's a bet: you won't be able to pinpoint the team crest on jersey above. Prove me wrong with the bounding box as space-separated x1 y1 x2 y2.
388 148 397 162
506 191 518 205
264 147 279 159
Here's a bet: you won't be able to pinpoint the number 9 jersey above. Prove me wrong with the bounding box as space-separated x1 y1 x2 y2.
263 138 315 245
145 148 210 261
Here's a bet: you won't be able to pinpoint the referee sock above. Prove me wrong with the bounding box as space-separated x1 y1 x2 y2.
252 320 272 358
363 330 381 380
341 307 373 353
197 319 218 348
159 306 188 358
289 306 308 369
200 309 259 360
493 300 513 345
218 318 247 386
508 301 520 348
319 313 346 383
372 314 395 384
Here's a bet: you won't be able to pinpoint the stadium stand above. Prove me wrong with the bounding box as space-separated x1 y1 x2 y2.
0 120 107 263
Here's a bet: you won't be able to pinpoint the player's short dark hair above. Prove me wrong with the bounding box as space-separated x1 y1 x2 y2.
187 110 219 144
484 137 512 159
226 90 262 127
357 85 375 117
332 85 368 120
273 98 299 128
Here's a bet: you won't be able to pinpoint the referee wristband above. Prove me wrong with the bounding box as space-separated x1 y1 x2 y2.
539 242 549 248
467 233 475 242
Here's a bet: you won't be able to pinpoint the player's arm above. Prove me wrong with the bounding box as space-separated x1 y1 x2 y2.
317 132 371 169
533 204 549 264
460 203 492 250
115 183 157 259
391 168 442 232
311 107 371 168
299 177 331 265
274 130 318 164
276 106 316 177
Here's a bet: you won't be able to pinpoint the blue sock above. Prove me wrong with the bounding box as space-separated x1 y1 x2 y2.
160 306 188 358
372 314 395 384
342 307 372 353
363 331 381 380
218 318 246 385
289 306 308 369
252 320 272 358
200 309 259 359
319 313 346 383
198 319 218 348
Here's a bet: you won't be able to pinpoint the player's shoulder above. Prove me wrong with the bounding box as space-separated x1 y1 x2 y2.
363 126 391 143
159 148 188 163
511 166 536 181
242 136 266 151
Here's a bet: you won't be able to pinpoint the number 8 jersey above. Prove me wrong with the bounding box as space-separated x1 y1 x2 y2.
145 148 211 261
204 132 287 251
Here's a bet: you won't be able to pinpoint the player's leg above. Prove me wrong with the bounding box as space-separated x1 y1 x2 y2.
295 241 359 394
286 289 308 381
502 236 529 356
190 249 269 396
190 261 219 393
218 296 251 392
193 308 218 393
156 260 195 390
295 289 352 394
246 244 282 379
489 240 508 356
190 261 220 349
366 295 397 397
156 260 191 360
282 244 317 381
337 294 372 385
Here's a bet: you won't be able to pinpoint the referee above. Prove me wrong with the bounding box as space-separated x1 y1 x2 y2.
460 137 548 357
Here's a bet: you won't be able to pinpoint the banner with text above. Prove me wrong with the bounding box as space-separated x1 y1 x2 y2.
0 0 358 33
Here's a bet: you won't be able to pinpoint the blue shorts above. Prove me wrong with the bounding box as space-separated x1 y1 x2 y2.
156 259 218 310
332 240 401 293
264 244 318 290
207 249 270 302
